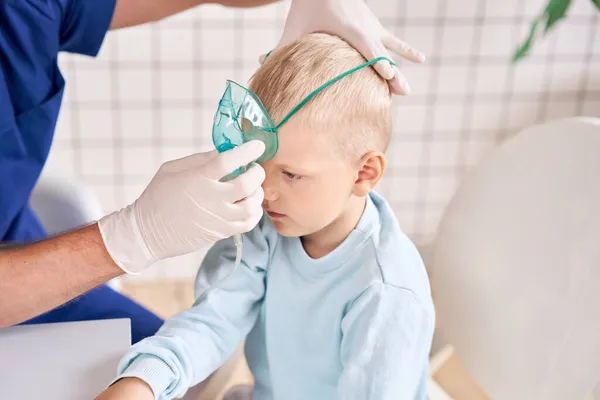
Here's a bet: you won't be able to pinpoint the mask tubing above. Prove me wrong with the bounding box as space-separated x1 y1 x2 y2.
233 234 243 270
215 234 243 285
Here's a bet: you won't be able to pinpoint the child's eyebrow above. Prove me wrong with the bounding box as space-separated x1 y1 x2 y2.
274 163 315 175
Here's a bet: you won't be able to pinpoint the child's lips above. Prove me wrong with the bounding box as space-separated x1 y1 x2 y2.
265 209 286 218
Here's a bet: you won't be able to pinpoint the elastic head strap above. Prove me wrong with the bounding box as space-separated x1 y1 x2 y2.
269 56 396 130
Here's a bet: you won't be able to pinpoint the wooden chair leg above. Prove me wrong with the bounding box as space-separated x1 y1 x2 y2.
429 345 490 400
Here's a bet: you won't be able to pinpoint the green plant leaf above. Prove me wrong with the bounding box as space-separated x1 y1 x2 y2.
511 0 575 64
592 0 600 11
543 0 572 32
512 18 540 63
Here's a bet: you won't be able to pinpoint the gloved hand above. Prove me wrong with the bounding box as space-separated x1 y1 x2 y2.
261 0 425 95
98 141 266 274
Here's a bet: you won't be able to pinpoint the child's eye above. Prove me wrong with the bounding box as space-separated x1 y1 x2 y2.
283 171 301 180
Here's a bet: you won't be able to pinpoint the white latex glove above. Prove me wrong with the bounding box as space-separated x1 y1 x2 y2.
98 140 266 274
261 0 425 95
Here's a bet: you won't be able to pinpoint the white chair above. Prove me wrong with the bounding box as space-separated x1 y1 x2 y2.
30 172 103 236
430 117 600 399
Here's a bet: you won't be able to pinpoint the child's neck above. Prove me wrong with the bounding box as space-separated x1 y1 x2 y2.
301 196 367 259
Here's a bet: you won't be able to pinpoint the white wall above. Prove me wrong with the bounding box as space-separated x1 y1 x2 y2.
44 0 600 281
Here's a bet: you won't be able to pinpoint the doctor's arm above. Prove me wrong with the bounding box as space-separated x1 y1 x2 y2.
0 143 265 328
0 224 121 328
107 0 424 96
336 283 435 399
109 0 279 30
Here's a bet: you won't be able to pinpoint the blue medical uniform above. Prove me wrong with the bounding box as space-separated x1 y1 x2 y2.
0 0 163 343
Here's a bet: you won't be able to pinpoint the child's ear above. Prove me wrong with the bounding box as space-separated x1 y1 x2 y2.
352 151 386 197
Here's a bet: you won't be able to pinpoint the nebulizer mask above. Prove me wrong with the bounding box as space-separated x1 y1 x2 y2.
211 55 395 281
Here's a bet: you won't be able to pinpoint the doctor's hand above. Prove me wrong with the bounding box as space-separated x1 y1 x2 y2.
98 141 266 275
260 0 425 95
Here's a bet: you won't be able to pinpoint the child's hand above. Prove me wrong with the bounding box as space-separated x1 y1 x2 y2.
95 377 155 400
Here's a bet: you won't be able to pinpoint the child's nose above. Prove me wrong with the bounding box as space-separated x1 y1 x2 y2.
262 175 279 201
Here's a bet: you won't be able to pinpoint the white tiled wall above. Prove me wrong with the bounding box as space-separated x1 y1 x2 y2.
44 0 600 281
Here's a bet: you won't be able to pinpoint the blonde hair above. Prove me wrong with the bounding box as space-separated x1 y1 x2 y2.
248 33 392 161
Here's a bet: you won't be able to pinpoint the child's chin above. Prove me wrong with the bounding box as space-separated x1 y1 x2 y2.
271 220 301 237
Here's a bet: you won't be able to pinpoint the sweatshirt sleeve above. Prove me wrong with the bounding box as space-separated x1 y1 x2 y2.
113 217 275 400
336 282 435 400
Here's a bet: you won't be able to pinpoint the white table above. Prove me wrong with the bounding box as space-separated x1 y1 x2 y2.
0 319 131 399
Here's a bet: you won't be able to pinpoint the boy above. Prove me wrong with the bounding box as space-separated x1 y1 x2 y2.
97 33 435 400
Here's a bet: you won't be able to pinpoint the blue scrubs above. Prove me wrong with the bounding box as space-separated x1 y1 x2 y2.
1 0 163 343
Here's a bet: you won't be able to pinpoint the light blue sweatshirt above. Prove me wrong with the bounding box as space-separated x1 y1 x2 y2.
115 191 436 399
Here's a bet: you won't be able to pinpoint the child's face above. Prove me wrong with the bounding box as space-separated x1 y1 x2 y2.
261 119 359 237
